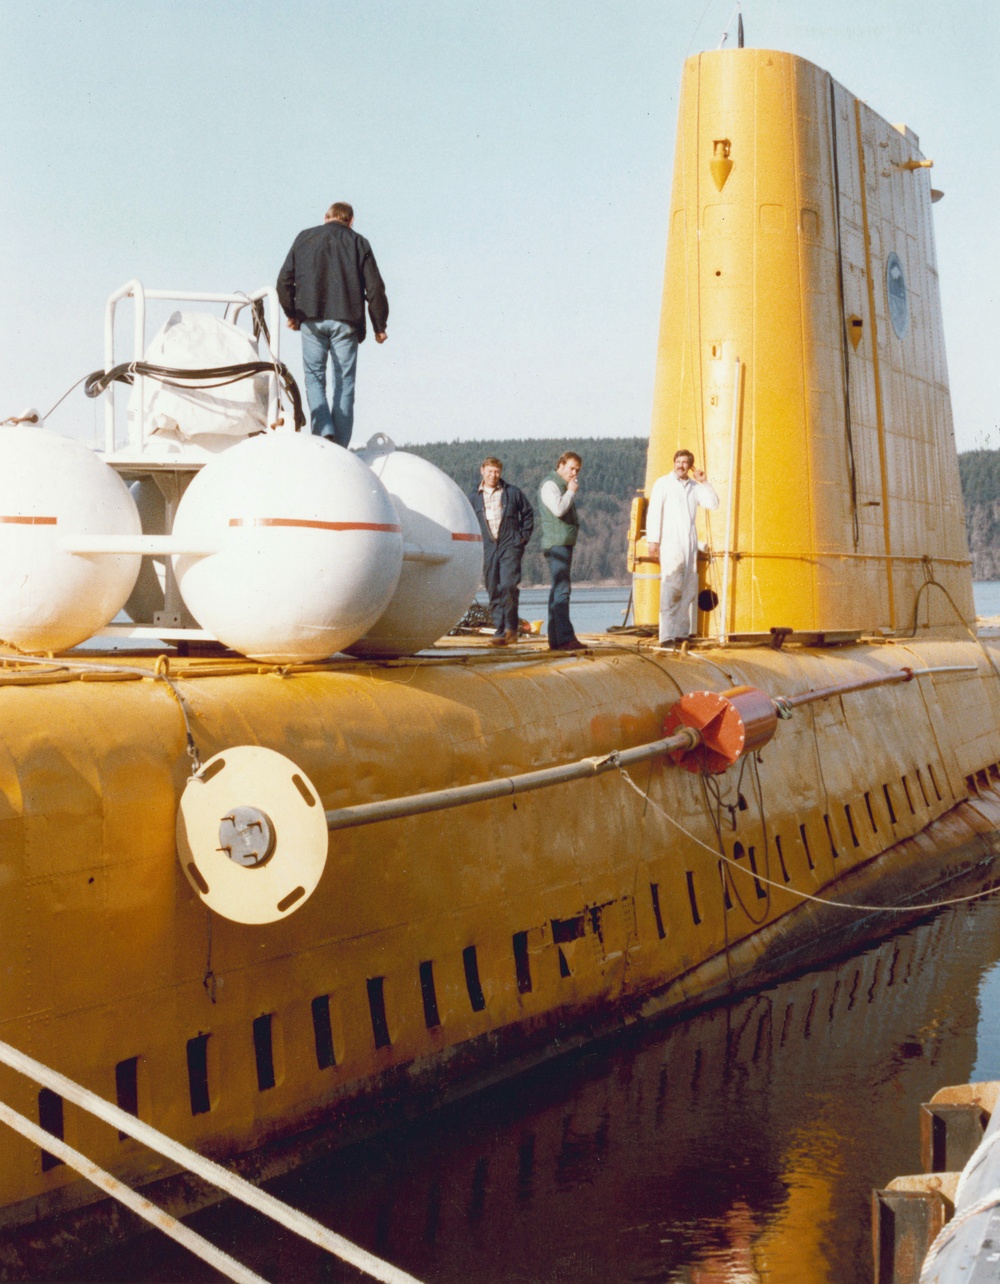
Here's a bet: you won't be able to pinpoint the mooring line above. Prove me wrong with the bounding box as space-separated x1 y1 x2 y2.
618 769 1000 915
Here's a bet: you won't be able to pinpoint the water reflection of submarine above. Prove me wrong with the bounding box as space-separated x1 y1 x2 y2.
0 426 482 660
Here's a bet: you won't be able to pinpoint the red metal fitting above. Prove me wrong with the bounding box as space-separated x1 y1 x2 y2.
664 686 778 774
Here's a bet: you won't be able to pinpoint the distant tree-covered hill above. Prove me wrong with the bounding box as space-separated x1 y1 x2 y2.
407 438 646 585
960 450 1000 579
403 441 1000 584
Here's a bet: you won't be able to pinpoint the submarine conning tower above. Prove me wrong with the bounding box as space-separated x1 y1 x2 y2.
633 47 974 640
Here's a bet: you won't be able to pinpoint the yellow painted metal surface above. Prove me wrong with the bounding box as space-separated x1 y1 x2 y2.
637 49 972 637
0 635 999 1237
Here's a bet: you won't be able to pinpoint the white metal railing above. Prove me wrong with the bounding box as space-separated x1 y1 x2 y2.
0 1036 423 1284
102 281 284 454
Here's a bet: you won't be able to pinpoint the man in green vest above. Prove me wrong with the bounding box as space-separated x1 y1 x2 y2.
538 451 585 650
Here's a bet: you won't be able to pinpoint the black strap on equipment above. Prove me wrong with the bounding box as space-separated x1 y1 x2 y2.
84 359 306 430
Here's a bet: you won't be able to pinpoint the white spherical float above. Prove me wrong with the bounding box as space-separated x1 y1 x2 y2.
347 435 483 657
0 425 141 652
172 432 403 661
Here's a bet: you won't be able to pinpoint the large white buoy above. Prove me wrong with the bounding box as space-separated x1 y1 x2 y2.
0 425 141 652
349 436 483 656
172 432 403 661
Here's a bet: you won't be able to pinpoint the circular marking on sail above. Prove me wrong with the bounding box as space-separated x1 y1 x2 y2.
886 252 909 339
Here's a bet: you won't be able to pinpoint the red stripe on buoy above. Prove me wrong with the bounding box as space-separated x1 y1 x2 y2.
0 515 57 525
229 518 402 533
451 532 482 542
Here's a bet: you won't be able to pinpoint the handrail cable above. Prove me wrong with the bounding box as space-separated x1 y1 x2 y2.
0 1036 424 1284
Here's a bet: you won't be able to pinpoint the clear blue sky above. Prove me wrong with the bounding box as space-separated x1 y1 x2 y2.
1 0 996 451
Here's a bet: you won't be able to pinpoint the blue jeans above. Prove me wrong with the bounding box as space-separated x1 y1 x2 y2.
301 320 359 448
544 544 577 648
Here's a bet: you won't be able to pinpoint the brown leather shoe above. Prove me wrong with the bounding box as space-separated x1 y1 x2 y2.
504 629 519 644
488 634 507 647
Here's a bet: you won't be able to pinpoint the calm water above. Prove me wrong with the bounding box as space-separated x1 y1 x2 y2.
511 581 1000 637
79 894 1000 1284
72 586 1000 1283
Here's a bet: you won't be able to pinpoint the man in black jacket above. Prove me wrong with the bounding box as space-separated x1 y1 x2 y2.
469 457 534 647
277 202 388 448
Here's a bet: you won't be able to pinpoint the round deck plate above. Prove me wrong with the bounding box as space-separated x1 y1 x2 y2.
176 745 328 924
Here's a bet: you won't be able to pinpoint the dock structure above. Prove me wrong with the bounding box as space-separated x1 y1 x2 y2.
874 1080 1000 1282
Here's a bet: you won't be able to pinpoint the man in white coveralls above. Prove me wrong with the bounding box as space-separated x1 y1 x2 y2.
645 449 719 645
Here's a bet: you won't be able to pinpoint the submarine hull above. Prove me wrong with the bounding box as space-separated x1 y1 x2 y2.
0 635 999 1273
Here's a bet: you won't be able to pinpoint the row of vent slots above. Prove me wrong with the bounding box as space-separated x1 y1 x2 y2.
35 937 553 1160
33 761 954 1166
671 763 945 928
966 763 1000 796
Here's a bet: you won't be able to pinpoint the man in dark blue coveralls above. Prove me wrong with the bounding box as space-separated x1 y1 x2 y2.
469 457 534 647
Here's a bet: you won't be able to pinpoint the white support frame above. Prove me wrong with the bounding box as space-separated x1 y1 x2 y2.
102 281 284 455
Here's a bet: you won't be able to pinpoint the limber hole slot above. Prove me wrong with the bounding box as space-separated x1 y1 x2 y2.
928 764 943 801
253 1014 276 1092
824 813 839 858
845 805 860 848
311 995 336 1069
186 1034 211 1116
38 1089 64 1170
367 977 391 1049
719 859 732 911
685 870 701 925
916 768 930 806
775 834 790 883
115 1057 139 1139
747 846 766 899
650 883 666 939
800 823 815 870
463 945 486 1012
513 932 533 993
902 775 915 814
883 783 897 825
864 791 878 833
419 960 442 1028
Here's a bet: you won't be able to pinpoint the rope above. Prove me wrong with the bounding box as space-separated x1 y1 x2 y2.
0 1098 265 1283
0 1037 424 1284
0 652 203 774
920 1182 1000 1277
617 768 1000 915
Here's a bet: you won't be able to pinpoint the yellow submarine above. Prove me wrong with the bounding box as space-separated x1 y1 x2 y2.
2 44 999 1275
